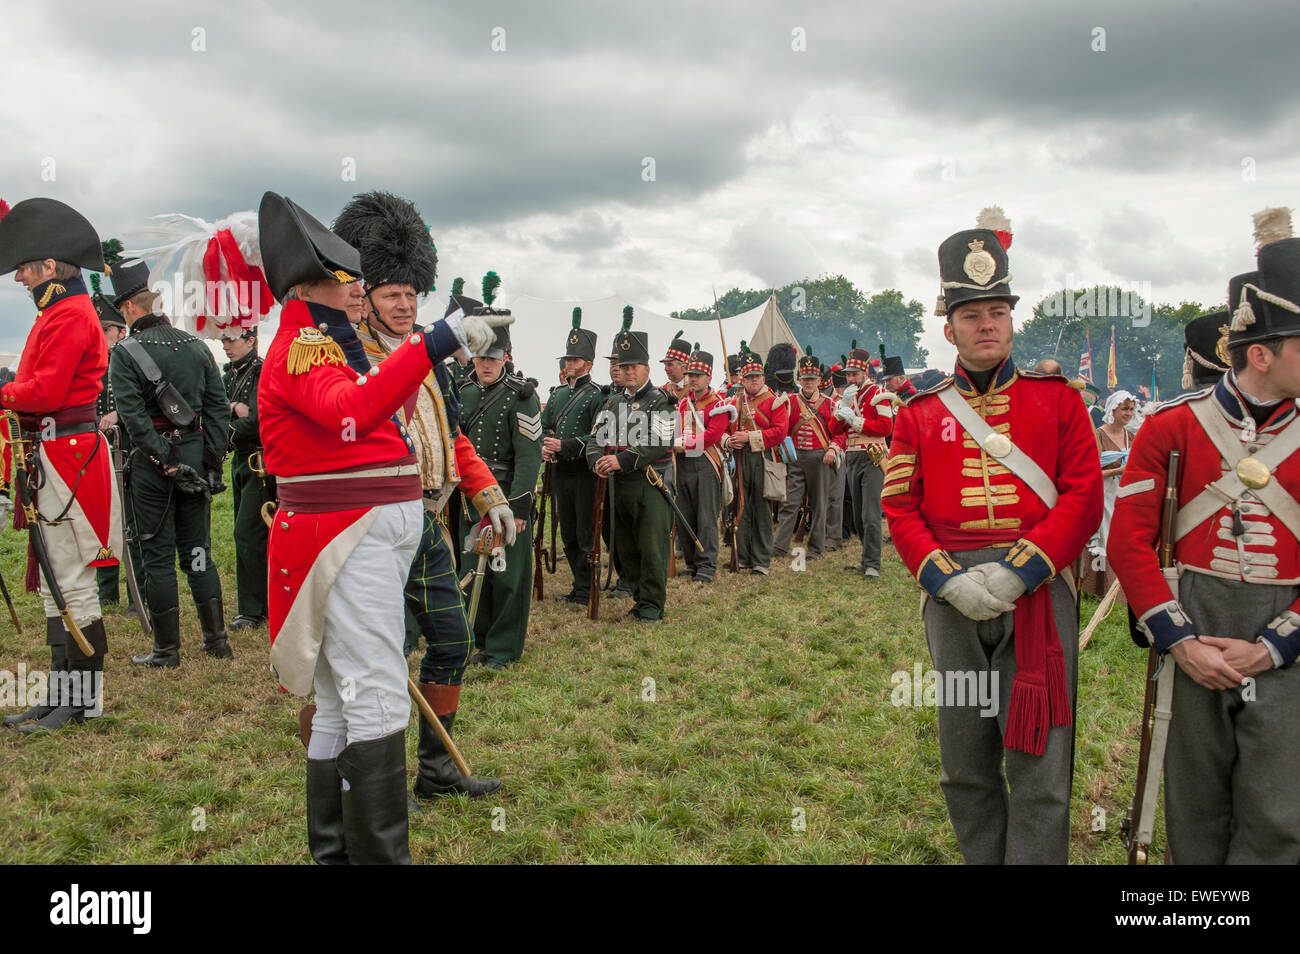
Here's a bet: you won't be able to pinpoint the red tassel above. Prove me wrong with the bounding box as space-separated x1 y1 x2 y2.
25 537 39 593
1047 653 1072 727
1003 674 1049 755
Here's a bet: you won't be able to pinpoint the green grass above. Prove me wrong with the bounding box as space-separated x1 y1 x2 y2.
0 489 1157 863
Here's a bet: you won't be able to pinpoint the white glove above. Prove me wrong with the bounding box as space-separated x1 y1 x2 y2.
840 384 859 406
487 502 517 547
937 570 1016 621
460 312 515 357
833 403 857 424
971 561 1027 605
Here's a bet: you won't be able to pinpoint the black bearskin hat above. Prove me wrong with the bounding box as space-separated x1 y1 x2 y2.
333 191 437 293
766 342 798 393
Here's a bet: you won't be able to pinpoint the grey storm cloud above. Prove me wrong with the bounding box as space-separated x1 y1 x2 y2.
721 210 825 288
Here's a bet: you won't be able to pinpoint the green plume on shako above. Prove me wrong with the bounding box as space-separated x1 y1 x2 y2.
572 306 583 328
481 271 501 306
451 276 464 296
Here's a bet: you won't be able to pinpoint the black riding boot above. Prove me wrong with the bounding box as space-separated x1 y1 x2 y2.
337 731 410 865
306 758 348 864
132 606 180 667
19 624 104 734
3 621 65 727
414 707 502 800
197 598 233 659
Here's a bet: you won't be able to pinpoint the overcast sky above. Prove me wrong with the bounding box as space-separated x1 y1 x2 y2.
3 0 1298 369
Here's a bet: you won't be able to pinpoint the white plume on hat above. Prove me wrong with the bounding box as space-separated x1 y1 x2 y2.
976 205 1011 233
1252 206 1293 250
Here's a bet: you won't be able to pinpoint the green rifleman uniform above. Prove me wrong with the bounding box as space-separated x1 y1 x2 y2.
221 333 274 626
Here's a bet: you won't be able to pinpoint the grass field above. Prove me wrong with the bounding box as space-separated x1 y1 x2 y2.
0 485 1158 864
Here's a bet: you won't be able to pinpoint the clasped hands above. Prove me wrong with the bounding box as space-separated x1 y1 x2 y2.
937 562 1027 621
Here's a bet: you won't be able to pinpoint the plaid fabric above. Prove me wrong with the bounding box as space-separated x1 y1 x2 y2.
686 356 713 375
407 509 475 686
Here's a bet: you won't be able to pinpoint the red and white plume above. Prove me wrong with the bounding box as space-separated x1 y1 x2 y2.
124 211 273 338
0 198 10 222
976 205 1013 250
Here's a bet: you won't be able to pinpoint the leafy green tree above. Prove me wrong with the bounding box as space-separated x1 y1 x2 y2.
1013 286 1208 398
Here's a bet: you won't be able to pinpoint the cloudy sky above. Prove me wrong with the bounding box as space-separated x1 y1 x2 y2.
3 0 1298 368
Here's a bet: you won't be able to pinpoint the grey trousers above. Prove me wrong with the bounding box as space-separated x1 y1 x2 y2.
847 451 884 570
1165 572 1300 864
826 461 847 547
922 547 1079 864
774 448 831 556
677 455 721 581
737 447 774 570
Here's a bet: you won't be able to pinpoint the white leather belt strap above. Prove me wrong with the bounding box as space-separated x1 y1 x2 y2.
276 463 420 484
1178 399 1300 542
937 387 1058 508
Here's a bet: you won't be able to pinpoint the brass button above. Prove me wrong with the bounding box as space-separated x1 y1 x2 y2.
280 522 289 530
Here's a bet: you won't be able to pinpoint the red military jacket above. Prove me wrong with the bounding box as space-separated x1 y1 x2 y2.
661 379 688 403
1 277 117 569
830 381 893 451
883 358 1103 598
728 385 791 455
677 388 735 472
1108 375 1300 660
258 299 462 694
787 389 839 451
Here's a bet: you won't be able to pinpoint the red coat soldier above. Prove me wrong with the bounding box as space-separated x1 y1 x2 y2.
775 351 842 558
882 213 1102 864
725 342 790 574
0 198 120 733
255 193 507 864
1108 208 1300 863
831 343 893 578
673 348 734 582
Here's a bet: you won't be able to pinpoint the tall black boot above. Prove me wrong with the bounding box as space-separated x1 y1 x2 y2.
414 707 502 800
197 598 234 659
19 624 104 734
132 607 180 667
337 731 410 865
306 758 348 864
3 621 65 727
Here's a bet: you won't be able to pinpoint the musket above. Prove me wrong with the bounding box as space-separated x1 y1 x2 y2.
0 563 20 634
532 446 550 600
588 465 607 620
645 467 704 553
2 411 94 656
107 427 151 635
1123 449 1180 865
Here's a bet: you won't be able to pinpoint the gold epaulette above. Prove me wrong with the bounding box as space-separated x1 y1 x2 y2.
287 327 347 375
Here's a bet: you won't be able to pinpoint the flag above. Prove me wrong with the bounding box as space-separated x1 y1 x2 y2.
1078 329 1093 382
1107 325 1118 390
1151 365 1159 403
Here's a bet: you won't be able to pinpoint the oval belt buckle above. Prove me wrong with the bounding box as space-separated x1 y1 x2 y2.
982 432 1012 459
1236 455 1271 490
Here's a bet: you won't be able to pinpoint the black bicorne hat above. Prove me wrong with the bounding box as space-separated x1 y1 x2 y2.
882 355 905 378
0 197 104 275
663 330 692 364
258 192 362 303
613 306 650 366
1182 310 1230 389
108 258 151 308
935 227 1018 316
564 307 598 361
332 191 437 293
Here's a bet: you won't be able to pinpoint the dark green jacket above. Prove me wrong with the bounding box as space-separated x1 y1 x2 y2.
109 314 230 474
221 351 263 451
584 378 676 474
459 371 543 520
538 373 606 466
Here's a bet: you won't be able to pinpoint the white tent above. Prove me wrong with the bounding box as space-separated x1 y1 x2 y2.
419 291 800 382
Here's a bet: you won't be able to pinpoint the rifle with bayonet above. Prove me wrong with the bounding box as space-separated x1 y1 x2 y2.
533 436 553 600
588 464 607 620
1122 449 1180 865
107 426 151 635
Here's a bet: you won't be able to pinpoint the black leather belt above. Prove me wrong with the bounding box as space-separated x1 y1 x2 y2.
23 421 98 441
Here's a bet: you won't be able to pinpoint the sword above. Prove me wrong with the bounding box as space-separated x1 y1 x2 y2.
0 563 20 634
107 427 151 635
464 522 499 626
645 467 704 552
3 412 94 656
